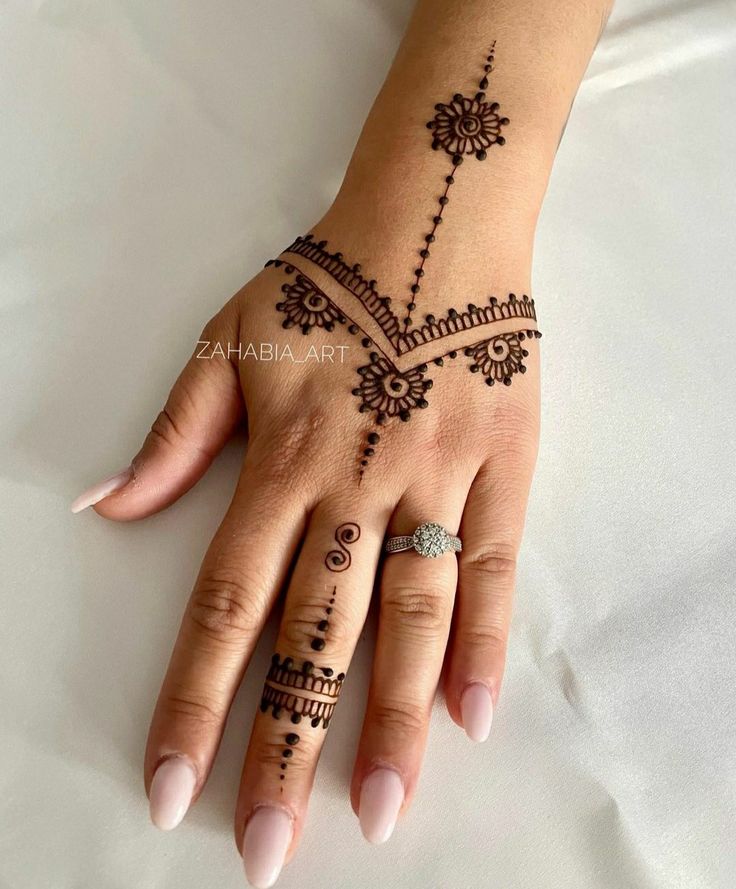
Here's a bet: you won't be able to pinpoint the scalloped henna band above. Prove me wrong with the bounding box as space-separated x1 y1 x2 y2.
264 42 540 479
260 653 345 729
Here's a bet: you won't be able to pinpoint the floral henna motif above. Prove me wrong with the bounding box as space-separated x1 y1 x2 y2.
272 240 400 346
428 95 508 159
465 332 529 386
276 273 345 334
355 356 431 423
266 41 540 480
270 261 540 478
405 42 508 328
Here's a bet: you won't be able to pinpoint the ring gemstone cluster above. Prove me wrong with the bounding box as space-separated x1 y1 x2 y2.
385 522 462 558
413 522 453 558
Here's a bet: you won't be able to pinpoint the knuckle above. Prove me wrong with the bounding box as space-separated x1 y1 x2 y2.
148 407 184 452
457 619 509 655
280 594 350 652
253 736 312 774
487 399 539 451
160 691 223 728
188 571 263 644
370 699 427 738
250 407 330 485
381 584 451 636
461 542 518 579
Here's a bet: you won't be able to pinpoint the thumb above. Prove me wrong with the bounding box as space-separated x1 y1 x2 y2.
71 307 243 521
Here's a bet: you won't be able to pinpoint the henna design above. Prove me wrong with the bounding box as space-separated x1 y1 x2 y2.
261 653 345 729
310 585 337 651
270 241 400 347
275 251 537 355
404 42 508 328
266 42 540 480
428 95 507 159
279 732 300 783
356 356 430 422
271 259 540 478
465 332 529 386
325 522 361 572
405 162 458 326
276 273 345 334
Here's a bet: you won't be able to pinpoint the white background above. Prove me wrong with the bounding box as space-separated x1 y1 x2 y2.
1 1 734 887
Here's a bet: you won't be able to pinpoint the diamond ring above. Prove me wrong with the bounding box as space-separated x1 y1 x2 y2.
385 522 462 558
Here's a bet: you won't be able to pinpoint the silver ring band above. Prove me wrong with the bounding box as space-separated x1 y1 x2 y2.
385 522 462 559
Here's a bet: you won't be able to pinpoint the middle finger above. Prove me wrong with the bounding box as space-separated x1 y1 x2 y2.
235 500 388 888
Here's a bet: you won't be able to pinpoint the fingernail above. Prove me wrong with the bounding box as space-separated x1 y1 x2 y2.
242 807 293 889
70 466 133 513
358 768 404 844
149 757 197 831
460 683 494 742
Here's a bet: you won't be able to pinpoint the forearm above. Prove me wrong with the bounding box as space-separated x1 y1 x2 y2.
317 0 611 305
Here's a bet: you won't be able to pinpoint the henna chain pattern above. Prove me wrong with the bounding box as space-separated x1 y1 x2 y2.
405 41 509 328
278 731 300 786
309 585 337 652
269 262 539 474
265 42 541 480
272 239 536 354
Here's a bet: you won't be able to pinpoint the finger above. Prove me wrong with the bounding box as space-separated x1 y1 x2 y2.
235 504 388 888
145 457 310 830
351 471 472 845
71 302 243 519
446 431 537 743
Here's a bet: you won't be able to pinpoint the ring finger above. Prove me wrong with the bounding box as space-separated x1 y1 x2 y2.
350 471 473 844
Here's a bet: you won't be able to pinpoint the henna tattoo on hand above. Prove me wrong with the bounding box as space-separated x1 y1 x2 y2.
310 584 337 652
261 653 345 729
269 260 540 475
276 273 346 335
409 42 509 328
278 731 300 783
265 42 540 479
465 331 530 386
325 522 361 572
427 42 507 161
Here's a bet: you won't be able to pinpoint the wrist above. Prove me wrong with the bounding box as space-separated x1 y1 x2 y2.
312 178 536 316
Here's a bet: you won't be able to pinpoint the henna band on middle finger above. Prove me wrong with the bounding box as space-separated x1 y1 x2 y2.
260 653 346 730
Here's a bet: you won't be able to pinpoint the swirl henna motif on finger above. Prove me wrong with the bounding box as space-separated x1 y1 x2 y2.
264 43 541 480
324 522 361 572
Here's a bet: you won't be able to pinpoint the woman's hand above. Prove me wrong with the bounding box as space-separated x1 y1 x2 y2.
74 206 541 884
71 0 608 883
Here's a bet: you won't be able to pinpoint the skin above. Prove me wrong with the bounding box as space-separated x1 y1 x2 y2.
90 0 612 875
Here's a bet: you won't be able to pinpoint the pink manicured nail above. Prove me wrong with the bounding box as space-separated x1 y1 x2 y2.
70 466 133 513
149 757 197 831
460 683 494 742
358 768 404 844
242 807 293 889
